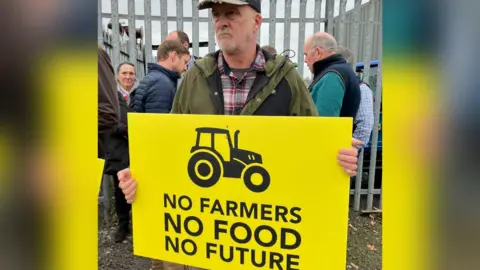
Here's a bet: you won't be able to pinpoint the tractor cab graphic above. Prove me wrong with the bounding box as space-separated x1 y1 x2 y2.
187 127 270 193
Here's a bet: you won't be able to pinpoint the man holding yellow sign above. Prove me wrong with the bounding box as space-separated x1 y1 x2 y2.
118 1 360 269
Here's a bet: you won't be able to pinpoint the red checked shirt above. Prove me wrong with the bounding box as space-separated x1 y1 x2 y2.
217 49 266 115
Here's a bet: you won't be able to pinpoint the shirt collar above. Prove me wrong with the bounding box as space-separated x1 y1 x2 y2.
218 47 266 76
117 84 130 97
187 55 195 70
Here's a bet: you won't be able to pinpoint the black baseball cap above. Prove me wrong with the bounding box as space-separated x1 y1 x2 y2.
197 0 261 13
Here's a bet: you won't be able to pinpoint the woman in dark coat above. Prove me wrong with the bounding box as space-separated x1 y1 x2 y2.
104 62 136 243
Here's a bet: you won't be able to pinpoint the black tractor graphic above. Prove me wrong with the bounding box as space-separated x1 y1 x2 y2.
187 127 270 193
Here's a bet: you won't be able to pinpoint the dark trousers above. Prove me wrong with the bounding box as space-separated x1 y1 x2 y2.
112 173 131 229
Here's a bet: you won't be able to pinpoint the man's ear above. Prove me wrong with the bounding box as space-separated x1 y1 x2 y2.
255 13 262 29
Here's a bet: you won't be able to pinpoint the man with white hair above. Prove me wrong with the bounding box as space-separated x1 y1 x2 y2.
304 32 361 124
118 1 362 269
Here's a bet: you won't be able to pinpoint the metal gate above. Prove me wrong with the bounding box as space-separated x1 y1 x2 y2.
99 0 382 211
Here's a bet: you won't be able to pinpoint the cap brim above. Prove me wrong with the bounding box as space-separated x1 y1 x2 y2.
197 0 249 10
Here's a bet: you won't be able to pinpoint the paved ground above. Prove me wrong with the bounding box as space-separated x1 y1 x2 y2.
98 226 151 269
346 197 382 270
98 196 382 270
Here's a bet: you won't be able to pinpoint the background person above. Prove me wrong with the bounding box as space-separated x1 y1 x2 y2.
129 40 190 113
116 61 137 104
104 62 136 243
304 32 361 122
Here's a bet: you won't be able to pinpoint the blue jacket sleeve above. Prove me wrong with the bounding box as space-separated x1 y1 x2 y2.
131 87 146 113
143 80 175 113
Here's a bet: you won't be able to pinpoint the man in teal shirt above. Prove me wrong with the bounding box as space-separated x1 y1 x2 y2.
304 32 360 119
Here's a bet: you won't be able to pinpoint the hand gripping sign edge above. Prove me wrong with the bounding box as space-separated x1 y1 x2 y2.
187 127 270 193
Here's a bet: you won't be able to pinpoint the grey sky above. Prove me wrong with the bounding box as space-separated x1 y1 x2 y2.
101 0 369 78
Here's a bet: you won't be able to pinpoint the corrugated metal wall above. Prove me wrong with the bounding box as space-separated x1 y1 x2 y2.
332 0 381 68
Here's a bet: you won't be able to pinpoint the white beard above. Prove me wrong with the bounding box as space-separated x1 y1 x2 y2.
219 42 238 54
218 32 253 55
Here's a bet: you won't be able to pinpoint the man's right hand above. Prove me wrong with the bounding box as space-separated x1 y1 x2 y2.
118 168 137 204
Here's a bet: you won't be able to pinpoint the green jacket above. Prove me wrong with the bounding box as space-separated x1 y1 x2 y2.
171 49 318 116
309 71 345 116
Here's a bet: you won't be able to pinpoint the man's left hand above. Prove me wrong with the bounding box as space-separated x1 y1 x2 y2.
338 139 362 176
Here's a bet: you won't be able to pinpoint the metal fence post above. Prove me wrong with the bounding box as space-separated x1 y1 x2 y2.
354 149 365 211
313 0 322 34
297 0 308 77
365 1 378 211
192 0 200 57
350 0 362 67
98 0 104 45
176 0 184 31
338 0 347 46
208 12 216 53
144 0 153 67
128 0 138 65
269 0 277 47
160 0 168 42
370 16 383 211
326 0 334 34
284 0 292 52
111 0 121 70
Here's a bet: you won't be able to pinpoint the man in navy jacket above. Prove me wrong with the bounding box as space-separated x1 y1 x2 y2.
130 40 190 113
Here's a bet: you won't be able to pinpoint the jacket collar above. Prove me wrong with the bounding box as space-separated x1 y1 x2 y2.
312 54 346 77
147 63 180 82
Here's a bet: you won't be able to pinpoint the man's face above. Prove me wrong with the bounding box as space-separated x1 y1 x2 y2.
304 39 326 73
117 64 136 89
171 53 190 76
212 4 259 54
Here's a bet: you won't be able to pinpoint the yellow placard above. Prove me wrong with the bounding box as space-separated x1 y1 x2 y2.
129 114 352 270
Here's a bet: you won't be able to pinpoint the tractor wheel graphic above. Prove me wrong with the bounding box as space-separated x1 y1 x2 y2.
242 165 270 193
187 152 222 188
